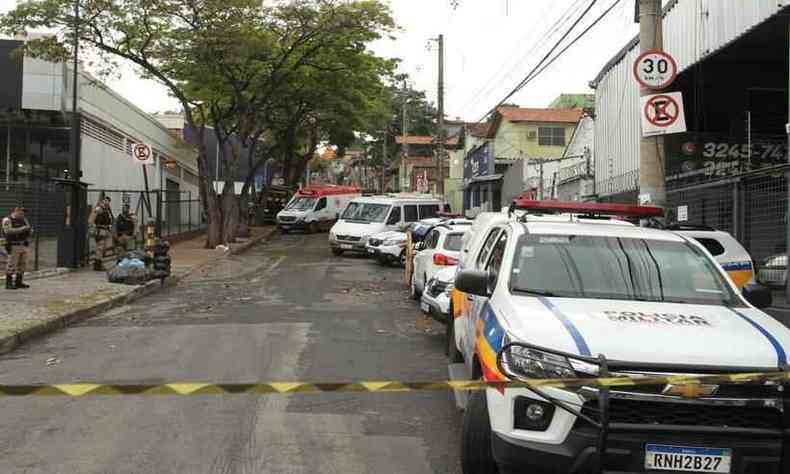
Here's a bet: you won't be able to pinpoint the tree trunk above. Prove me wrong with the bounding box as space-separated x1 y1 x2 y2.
221 189 239 244
237 188 251 238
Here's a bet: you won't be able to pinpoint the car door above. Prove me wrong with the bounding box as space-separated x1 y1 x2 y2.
470 231 510 371
314 197 328 223
416 229 439 290
461 226 502 360
385 205 401 231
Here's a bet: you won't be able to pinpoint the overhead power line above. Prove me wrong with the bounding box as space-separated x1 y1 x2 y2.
477 0 601 123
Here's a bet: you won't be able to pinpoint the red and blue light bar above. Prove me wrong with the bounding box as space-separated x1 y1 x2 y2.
512 197 664 218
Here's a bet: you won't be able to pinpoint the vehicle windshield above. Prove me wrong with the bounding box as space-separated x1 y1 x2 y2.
341 203 391 223
285 196 317 211
510 235 741 307
444 233 464 251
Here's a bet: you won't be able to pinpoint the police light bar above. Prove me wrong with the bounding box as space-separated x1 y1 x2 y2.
512 198 664 218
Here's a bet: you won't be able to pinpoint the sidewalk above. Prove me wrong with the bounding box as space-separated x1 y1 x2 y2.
0 226 277 355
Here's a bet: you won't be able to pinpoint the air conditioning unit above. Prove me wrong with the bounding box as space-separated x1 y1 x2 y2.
527 131 537 140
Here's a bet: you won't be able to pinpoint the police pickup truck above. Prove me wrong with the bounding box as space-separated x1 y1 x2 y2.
451 199 790 474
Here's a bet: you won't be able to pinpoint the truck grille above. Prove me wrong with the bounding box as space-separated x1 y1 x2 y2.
579 399 782 430
278 216 297 223
336 235 361 242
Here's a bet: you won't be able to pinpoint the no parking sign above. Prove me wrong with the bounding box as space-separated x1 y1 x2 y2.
640 92 687 137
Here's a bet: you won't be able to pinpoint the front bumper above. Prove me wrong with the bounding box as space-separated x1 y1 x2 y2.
278 219 306 230
331 240 368 253
493 427 783 474
420 291 450 324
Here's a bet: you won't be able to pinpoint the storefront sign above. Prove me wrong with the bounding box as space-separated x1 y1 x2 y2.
665 133 788 186
464 142 492 183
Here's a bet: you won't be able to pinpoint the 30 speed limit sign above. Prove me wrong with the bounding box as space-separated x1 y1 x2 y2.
633 49 677 90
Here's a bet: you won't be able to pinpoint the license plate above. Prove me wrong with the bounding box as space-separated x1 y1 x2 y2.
420 302 430 313
340 244 353 250
645 444 731 473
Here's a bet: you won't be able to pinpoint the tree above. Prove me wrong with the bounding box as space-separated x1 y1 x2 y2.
0 0 395 247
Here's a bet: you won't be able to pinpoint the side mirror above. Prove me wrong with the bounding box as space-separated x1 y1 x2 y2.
743 283 773 309
455 270 490 297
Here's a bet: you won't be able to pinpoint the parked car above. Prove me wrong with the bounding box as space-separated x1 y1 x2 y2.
365 230 407 266
668 223 755 290
329 194 443 256
277 185 360 233
758 253 787 288
420 265 456 324
410 220 472 300
451 198 784 474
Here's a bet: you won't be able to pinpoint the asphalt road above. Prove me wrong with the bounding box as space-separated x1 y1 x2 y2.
0 233 462 474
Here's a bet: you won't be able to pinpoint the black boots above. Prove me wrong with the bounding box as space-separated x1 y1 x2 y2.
5 274 14 290
93 260 105 272
15 273 29 289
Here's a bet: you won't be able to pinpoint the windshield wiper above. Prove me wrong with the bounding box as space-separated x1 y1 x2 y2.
512 288 560 297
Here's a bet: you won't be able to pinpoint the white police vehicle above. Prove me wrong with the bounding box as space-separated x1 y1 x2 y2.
451 199 790 474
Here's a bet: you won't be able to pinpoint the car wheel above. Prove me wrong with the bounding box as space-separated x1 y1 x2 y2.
410 273 421 300
331 248 343 256
447 317 463 363
461 391 498 474
377 254 388 265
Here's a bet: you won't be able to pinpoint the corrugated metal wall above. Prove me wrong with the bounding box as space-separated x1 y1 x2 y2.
594 0 785 197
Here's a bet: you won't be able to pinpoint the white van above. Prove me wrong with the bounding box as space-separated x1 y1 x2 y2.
329 194 444 255
276 185 360 233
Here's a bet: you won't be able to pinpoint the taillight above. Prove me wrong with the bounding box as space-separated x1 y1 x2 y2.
433 254 459 266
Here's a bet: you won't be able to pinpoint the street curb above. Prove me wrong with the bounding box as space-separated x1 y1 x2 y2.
0 227 277 356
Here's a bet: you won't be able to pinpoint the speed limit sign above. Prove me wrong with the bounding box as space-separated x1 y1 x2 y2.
633 49 677 90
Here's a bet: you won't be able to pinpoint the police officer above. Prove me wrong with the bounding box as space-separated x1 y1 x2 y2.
89 196 114 271
114 204 136 254
2 206 32 290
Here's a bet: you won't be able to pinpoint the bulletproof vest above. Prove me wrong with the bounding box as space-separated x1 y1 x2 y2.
6 216 30 244
95 207 113 226
116 213 134 234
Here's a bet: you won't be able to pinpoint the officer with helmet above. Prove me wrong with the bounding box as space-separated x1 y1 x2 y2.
2 206 33 290
89 196 114 271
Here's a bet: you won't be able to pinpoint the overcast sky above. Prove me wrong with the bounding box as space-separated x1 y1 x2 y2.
0 0 639 121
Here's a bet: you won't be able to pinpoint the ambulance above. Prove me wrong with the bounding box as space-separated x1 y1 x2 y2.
276 185 360 233
450 198 789 474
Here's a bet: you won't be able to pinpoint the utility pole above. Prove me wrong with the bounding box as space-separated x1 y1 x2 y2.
638 0 666 217
435 34 445 197
382 132 387 193
401 84 409 192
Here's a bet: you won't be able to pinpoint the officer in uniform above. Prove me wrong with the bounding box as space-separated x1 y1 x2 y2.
89 196 114 271
2 206 33 290
114 204 136 254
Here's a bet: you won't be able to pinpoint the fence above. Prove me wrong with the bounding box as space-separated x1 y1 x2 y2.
86 189 205 261
0 181 66 271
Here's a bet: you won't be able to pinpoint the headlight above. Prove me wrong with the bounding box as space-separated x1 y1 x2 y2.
502 345 576 379
500 340 599 381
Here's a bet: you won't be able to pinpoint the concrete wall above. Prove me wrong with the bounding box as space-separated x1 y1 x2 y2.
493 120 577 161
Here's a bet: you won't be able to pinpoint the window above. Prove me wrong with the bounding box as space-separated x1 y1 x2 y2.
538 127 566 147
425 230 440 249
315 197 327 211
443 233 464 251
693 238 725 257
419 204 440 219
476 228 501 269
286 196 317 211
341 203 391 223
386 206 401 225
509 235 739 306
486 232 509 288
404 205 418 222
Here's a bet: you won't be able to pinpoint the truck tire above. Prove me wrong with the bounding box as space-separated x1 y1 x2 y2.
331 248 344 256
461 391 498 474
446 317 463 363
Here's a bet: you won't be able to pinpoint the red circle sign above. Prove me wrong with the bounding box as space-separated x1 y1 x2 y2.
132 143 151 161
644 94 680 127
633 49 677 90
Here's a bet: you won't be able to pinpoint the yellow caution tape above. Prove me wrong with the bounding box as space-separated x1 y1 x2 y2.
0 371 789 397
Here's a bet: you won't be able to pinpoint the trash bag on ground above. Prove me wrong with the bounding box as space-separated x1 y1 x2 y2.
107 263 152 285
